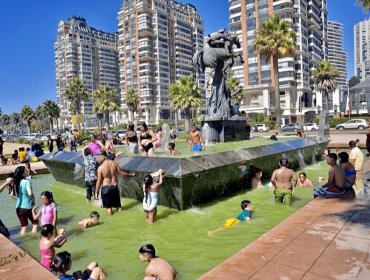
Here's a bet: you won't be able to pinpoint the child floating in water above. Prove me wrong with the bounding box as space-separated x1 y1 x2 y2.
208 200 253 236
78 211 100 228
167 142 181 156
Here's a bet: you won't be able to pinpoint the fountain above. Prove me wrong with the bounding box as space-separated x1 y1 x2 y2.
41 137 328 210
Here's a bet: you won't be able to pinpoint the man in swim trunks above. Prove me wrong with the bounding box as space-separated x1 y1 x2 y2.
271 158 297 205
95 150 135 216
189 125 204 154
313 153 346 198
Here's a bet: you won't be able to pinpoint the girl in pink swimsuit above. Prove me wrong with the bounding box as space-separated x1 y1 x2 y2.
32 191 58 227
39 224 66 270
88 135 104 157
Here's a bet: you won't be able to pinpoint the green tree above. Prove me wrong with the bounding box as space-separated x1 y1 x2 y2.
35 105 47 133
64 77 90 115
125 88 141 122
169 76 202 133
0 114 10 131
21 105 35 134
227 76 244 104
93 85 120 130
254 15 296 133
43 100 61 134
10 112 20 133
358 0 370 10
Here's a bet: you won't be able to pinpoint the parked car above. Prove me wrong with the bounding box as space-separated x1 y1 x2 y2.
282 123 301 132
254 124 270 132
117 130 127 138
250 125 257 132
35 135 48 141
336 119 369 130
303 123 319 131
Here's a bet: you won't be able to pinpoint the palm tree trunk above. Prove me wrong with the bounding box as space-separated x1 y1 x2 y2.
27 121 31 135
49 118 53 134
273 55 282 133
184 107 191 133
105 111 110 130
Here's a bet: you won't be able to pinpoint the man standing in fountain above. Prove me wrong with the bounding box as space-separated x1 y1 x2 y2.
189 125 204 155
95 150 135 216
270 158 297 205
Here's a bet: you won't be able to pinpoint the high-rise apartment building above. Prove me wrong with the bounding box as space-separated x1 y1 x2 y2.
229 0 327 123
327 21 347 90
118 0 204 124
55 16 119 120
354 18 370 81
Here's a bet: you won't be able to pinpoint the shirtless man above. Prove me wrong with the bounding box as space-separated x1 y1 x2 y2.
95 150 135 216
139 244 177 280
313 153 346 198
271 158 297 205
189 126 204 154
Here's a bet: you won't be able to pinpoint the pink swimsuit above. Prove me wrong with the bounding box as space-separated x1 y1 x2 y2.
40 203 57 226
40 247 54 270
89 141 101 156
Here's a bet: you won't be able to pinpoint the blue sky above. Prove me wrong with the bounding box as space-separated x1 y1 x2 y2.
0 0 368 114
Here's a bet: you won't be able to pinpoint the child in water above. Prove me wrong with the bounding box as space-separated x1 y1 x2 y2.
78 211 100 228
25 162 37 179
208 200 253 236
32 191 58 227
39 224 66 270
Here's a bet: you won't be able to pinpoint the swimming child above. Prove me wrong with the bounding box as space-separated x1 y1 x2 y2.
208 200 253 236
78 211 100 228
167 142 181 156
139 244 177 280
39 224 66 270
296 172 314 187
32 191 58 227
142 169 164 224
25 162 37 179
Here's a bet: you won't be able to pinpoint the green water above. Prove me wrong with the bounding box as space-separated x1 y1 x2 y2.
0 161 328 279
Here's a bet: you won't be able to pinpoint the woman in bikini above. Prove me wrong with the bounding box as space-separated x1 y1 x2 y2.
139 122 157 157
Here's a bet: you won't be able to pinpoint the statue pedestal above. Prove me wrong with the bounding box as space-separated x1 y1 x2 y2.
201 116 246 143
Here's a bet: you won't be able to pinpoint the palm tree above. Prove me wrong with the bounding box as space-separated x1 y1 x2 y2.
125 88 140 122
35 105 47 133
358 0 370 10
21 105 35 134
254 15 296 133
227 76 244 104
313 60 339 111
169 76 202 133
93 85 120 130
0 114 10 131
10 112 20 133
43 100 61 134
64 77 90 115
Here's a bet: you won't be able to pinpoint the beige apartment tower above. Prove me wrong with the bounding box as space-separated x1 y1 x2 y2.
55 16 119 125
229 0 328 123
118 0 204 124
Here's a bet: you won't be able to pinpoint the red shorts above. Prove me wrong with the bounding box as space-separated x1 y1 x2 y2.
16 208 38 227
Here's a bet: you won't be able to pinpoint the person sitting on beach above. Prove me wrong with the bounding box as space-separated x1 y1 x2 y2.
39 224 66 270
189 125 204 154
313 153 346 198
167 142 181 156
271 158 297 205
296 172 314 187
95 150 135 216
338 152 356 189
18 147 28 163
139 122 157 157
139 244 177 280
83 147 97 203
51 251 105 280
26 147 38 162
78 211 100 228
32 191 58 227
25 162 37 179
142 169 164 224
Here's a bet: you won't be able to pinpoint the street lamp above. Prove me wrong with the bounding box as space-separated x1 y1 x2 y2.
317 105 321 115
